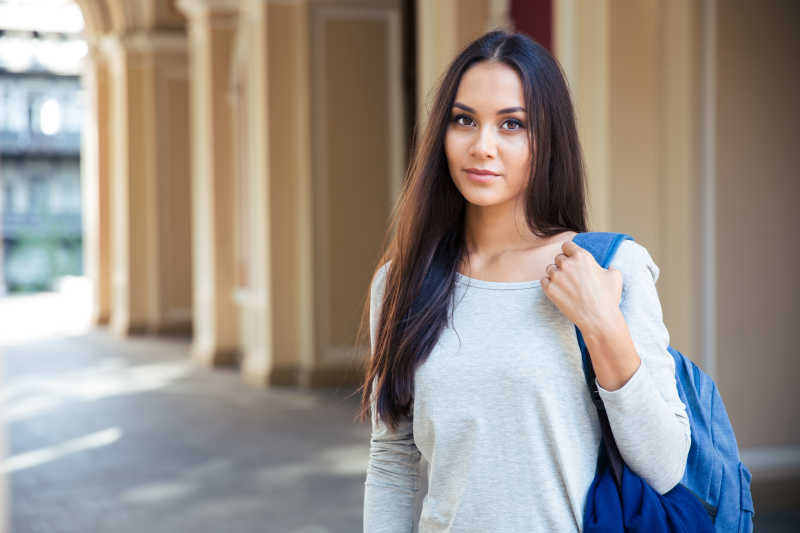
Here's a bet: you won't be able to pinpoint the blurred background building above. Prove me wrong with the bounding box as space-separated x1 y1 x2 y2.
0 27 86 292
1 0 798 529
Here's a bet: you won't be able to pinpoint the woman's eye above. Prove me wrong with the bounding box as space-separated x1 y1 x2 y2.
451 115 525 130
453 114 473 126
502 119 525 130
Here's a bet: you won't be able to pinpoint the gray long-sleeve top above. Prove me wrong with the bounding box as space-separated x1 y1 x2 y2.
363 239 691 532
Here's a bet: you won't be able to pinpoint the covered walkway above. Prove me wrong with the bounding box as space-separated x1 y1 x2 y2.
2 293 798 532
2 302 368 532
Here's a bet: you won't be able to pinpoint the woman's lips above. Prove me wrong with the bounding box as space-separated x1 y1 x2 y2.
465 169 500 183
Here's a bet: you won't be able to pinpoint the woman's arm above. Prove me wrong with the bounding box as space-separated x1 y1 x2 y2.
363 263 425 532
364 402 425 532
584 240 691 495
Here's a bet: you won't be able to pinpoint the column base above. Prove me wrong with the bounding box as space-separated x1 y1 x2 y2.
111 316 192 338
242 362 365 388
93 311 111 326
149 320 193 337
192 344 239 367
111 317 148 337
303 365 365 388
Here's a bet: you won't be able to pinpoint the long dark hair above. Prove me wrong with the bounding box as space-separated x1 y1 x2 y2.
356 30 589 431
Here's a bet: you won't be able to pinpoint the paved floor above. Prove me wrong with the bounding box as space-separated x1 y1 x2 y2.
1 290 798 532
2 330 371 533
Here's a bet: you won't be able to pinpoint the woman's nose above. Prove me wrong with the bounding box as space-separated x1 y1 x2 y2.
469 127 498 158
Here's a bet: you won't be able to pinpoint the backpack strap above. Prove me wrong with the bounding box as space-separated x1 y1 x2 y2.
571 231 635 491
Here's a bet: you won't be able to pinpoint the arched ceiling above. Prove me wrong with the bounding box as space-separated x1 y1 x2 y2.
74 0 185 37
73 0 112 36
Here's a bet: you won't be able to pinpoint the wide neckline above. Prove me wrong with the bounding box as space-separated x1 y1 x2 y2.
455 271 543 290
453 230 583 290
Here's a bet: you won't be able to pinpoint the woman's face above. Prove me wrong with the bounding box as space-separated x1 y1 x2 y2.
444 61 532 208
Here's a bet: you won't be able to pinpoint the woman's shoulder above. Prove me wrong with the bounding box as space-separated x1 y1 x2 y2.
370 260 393 304
372 260 392 286
606 238 661 285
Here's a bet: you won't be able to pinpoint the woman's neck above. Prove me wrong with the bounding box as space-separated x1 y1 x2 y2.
462 199 548 258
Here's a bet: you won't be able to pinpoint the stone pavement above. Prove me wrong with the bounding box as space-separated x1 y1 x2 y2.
2 330 371 533
2 321 798 532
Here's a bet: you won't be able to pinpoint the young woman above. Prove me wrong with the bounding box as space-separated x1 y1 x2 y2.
358 30 690 532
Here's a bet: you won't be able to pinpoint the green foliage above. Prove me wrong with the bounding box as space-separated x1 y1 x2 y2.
4 218 82 293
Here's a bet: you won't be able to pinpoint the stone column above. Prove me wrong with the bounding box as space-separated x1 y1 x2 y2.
178 0 240 365
101 31 193 337
231 0 408 387
231 0 275 384
258 0 314 386
81 41 113 325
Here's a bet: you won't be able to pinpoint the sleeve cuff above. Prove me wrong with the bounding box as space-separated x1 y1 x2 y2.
594 359 651 404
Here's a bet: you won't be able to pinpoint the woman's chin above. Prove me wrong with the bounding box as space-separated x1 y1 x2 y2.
461 190 509 207
451 178 515 207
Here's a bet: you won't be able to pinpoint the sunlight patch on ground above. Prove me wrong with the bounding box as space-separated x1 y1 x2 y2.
120 459 234 505
2 358 194 423
316 444 370 476
254 443 368 485
1 427 122 474
121 481 195 504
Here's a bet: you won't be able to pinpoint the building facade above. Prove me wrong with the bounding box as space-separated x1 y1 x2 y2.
0 69 84 292
69 0 799 508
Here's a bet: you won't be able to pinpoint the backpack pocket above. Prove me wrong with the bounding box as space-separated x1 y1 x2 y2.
738 461 754 532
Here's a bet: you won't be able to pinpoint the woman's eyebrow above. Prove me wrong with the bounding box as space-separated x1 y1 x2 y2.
453 102 526 114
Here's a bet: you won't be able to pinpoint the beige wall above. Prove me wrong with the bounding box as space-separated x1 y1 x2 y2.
415 0 498 136
153 47 193 333
153 0 187 28
608 0 701 364
555 0 700 369
608 0 662 244
229 0 406 386
323 17 392 347
715 0 800 457
100 34 192 336
557 0 800 485
309 1 404 382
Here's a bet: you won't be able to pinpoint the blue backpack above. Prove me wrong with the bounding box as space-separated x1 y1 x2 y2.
572 231 754 533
